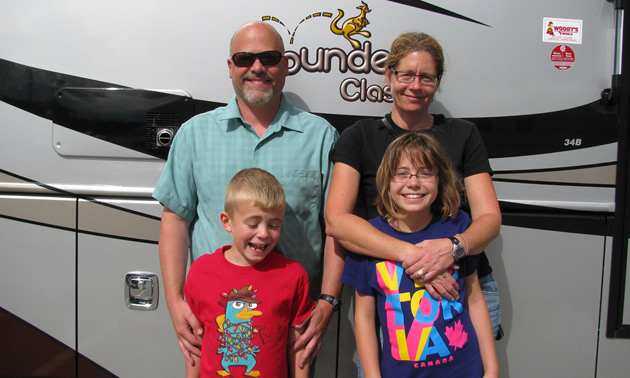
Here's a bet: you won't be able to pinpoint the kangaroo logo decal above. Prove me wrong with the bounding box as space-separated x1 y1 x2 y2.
330 1 372 49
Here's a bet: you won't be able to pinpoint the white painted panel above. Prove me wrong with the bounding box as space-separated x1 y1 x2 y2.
0 208 76 349
487 225 604 377
77 232 180 376
0 1 615 118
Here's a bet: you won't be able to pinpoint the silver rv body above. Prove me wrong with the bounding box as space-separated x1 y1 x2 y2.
1 1 629 376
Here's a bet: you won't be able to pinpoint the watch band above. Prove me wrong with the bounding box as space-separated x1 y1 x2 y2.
318 294 341 311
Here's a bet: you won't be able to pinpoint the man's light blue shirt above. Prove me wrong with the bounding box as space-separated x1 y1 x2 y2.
153 94 338 296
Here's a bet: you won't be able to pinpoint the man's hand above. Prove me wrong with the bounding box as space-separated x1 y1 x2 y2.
293 300 334 369
169 297 203 365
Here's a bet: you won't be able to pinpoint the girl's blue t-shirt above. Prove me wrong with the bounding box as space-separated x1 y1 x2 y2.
342 211 484 377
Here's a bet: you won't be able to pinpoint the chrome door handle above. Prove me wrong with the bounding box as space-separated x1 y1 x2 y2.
125 272 159 311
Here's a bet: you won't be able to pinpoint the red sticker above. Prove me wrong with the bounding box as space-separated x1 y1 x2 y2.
551 45 575 70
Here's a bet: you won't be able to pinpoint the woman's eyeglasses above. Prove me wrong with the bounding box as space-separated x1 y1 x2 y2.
390 68 439 87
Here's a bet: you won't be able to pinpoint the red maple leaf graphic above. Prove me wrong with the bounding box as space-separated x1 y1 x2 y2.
444 320 468 350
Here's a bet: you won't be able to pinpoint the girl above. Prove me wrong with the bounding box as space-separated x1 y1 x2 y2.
341 133 498 377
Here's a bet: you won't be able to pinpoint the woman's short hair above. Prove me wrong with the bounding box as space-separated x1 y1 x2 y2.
385 32 445 78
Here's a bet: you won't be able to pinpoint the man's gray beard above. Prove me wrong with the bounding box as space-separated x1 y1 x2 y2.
243 87 274 105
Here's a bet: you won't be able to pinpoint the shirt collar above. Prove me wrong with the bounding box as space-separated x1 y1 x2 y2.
220 94 305 133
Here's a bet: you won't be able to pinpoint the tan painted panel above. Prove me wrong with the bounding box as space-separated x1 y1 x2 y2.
0 195 76 229
78 200 160 242
493 164 616 185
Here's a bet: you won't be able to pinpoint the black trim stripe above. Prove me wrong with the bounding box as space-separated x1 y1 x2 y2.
498 205 613 237
492 178 616 188
386 0 490 26
0 59 619 160
0 168 161 221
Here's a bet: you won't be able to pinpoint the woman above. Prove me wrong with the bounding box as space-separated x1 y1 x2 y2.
325 32 502 334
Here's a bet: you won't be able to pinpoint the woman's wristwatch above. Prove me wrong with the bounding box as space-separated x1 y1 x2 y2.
449 236 466 260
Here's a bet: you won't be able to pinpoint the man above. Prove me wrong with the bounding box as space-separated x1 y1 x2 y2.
153 21 341 370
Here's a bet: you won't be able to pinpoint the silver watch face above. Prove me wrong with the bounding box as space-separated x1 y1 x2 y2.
454 245 466 258
450 237 465 259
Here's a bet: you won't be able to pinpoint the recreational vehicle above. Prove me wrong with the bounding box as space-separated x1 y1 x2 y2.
1 1 628 376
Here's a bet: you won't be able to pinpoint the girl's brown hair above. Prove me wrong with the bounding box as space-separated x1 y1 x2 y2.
375 133 462 220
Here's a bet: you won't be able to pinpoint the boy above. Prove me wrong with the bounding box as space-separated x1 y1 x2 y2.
183 168 314 377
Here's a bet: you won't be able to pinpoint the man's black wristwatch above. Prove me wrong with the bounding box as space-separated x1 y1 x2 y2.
318 294 342 312
449 236 466 260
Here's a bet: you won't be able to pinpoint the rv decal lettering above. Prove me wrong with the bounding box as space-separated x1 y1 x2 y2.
554 26 580 34
285 42 387 75
543 17 583 44
340 77 392 102
564 139 583 147
264 2 392 103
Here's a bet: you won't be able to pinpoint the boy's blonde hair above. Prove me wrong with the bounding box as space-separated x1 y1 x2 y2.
224 168 286 215
376 133 462 220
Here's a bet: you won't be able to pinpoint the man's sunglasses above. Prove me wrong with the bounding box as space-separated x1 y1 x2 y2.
231 50 284 67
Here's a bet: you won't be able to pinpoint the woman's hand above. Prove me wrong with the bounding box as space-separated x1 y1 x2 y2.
402 238 459 300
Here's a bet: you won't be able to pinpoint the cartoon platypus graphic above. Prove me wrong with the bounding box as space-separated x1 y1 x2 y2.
216 285 263 377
